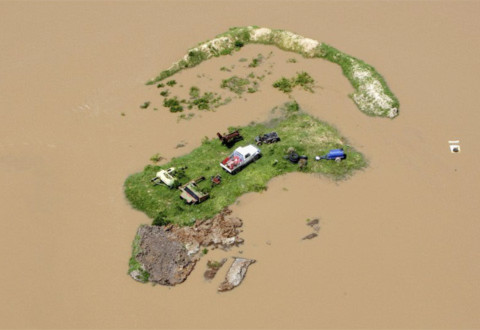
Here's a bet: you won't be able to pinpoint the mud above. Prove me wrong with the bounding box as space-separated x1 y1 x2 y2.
204 258 227 280
132 208 243 285
135 225 196 285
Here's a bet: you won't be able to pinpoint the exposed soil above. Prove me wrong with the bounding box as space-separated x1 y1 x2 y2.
132 208 243 285
204 258 227 280
135 225 195 285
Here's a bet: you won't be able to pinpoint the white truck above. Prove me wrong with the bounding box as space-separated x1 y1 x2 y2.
220 144 261 174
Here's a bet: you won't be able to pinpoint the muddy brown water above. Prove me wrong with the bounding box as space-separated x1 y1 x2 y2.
1 1 479 329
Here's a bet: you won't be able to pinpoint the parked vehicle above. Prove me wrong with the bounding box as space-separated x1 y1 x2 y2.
217 130 243 147
220 144 261 174
211 174 222 187
315 149 346 162
179 177 209 204
151 167 178 188
255 132 280 145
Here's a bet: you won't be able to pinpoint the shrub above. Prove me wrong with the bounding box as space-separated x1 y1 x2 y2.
189 86 200 98
150 153 164 163
163 97 183 112
273 77 293 93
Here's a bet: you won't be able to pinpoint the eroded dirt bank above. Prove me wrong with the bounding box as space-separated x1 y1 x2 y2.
131 208 243 285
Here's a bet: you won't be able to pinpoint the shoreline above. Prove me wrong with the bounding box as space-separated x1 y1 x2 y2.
147 26 399 118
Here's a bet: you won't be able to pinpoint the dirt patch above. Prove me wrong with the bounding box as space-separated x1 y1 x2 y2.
132 208 243 285
204 258 227 280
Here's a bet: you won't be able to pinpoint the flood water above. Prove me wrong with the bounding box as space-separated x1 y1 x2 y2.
1 1 479 328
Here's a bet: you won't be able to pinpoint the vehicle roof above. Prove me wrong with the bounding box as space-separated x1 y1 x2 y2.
236 144 260 154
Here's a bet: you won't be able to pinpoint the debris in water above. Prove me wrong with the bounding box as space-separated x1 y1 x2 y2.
449 140 461 153
204 258 227 280
306 218 319 227
218 257 255 292
302 233 318 240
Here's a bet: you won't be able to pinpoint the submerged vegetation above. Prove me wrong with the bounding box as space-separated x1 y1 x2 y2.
146 26 399 118
273 71 315 93
124 102 366 226
163 96 183 113
220 76 259 95
140 101 150 109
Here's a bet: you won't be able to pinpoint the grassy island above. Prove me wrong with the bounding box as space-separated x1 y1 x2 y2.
124 102 366 226
146 26 399 118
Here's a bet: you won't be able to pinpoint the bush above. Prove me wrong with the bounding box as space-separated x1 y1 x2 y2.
163 97 183 112
150 153 164 163
273 77 293 93
189 86 200 98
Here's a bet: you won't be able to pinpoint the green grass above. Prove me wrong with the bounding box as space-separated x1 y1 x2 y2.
128 231 150 283
124 102 366 226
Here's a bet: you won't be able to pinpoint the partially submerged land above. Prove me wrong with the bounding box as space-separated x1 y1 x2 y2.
147 26 399 118
126 102 367 286
125 102 366 225
126 26 399 289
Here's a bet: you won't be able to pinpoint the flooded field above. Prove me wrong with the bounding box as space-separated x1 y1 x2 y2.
0 1 479 328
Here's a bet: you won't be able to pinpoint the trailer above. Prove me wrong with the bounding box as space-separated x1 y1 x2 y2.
150 167 178 188
315 149 346 162
178 177 209 204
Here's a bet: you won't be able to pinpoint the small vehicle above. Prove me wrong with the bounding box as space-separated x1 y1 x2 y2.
151 167 178 188
179 177 209 204
255 132 280 145
220 144 261 174
211 174 222 186
217 130 243 147
315 149 346 162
